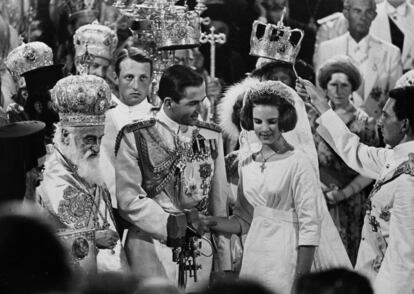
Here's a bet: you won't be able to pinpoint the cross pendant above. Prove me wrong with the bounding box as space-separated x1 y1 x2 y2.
260 162 266 173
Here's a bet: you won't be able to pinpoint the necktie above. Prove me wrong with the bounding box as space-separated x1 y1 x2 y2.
388 16 404 52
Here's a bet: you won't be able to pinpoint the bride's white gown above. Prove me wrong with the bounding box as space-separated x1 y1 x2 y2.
234 149 351 294
234 82 351 294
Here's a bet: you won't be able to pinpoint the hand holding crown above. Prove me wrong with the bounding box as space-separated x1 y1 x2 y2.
296 78 330 114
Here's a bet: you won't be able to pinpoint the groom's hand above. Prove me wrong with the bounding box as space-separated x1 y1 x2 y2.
296 78 330 114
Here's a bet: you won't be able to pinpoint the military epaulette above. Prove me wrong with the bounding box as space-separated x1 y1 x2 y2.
123 118 157 133
194 120 222 133
109 100 118 109
317 12 342 25
369 153 414 198
393 153 414 178
114 118 156 156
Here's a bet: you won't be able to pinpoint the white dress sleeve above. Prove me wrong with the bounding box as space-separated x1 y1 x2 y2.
291 154 322 247
232 166 253 236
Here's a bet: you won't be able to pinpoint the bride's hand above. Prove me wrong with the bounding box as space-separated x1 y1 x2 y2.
197 215 218 234
296 78 330 114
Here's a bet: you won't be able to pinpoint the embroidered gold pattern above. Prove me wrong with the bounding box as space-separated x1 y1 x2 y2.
58 186 94 229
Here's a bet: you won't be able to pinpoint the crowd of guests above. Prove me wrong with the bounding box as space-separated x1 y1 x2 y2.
1 0 414 293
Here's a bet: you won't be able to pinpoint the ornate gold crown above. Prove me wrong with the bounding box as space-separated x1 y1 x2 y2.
114 1 201 50
396 70 414 88
113 1 156 21
51 75 112 127
5 42 53 78
61 0 100 21
74 22 118 60
153 6 201 50
250 12 304 64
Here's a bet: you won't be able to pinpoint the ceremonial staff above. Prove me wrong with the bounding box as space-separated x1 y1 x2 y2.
27 6 34 42
200 26 226 120
200 26 226 79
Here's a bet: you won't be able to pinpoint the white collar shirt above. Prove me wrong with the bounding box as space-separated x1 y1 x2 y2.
385 1 410 32
111 98 154 131
386 0 408 17
347 32 370 65
155 107 191 149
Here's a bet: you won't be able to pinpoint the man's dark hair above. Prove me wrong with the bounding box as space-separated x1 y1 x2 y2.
389 86 414 131
157 65 204 103
240 88 297 132
295 268 373 294
114 47 153 76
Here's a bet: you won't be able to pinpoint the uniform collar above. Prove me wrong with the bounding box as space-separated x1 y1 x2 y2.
110 93 120 106
117 98 152 113
386 1 408 17
157 107 181 134
347 32 370 50
393 140 414 162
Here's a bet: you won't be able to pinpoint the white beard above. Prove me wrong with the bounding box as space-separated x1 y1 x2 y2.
60 144 104 186
76 156 105 186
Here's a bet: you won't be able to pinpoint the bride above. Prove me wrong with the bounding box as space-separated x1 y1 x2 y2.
201 81 351 294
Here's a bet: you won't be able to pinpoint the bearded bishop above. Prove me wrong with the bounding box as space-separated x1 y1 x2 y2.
37 74 128 273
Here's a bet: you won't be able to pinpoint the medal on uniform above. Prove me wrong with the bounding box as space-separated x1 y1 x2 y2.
209 139 218 160
199 163 212 179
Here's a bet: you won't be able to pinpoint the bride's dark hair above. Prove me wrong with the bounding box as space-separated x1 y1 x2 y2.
240 83 297 132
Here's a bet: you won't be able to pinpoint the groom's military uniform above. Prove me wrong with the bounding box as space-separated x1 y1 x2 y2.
115 108 231 291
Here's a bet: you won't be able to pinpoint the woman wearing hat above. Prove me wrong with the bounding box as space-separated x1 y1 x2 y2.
309 55 379 264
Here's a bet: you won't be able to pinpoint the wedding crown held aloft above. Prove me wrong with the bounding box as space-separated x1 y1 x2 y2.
51 75 112 127
250 8 304 64
74 22 118 61
5 41 53 78
153 5 201 50
113 1 202 50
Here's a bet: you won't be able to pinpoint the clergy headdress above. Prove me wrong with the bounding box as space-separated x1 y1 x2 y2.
74 22 118 61
5 42 53 78
396 70 414 88
51 75 112 127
